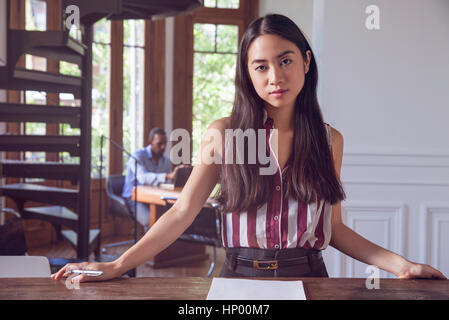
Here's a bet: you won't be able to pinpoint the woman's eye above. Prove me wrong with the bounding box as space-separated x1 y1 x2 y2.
255 65 266 71
281 58 292 65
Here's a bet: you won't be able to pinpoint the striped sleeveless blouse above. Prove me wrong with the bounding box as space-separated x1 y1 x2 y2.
220 113 333 251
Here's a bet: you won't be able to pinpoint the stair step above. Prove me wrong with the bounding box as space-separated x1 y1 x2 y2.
62 0 201 25
13 68 82 86
61 229 101 254
0 160 80 182
0 67 82 97
62 0 122 26
110 0 202 19
0 103 80 128
22 206 78 231
0 183 78 209
9 30 85 66
0 135 80 156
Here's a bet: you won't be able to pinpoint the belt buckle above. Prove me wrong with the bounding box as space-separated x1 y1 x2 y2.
253 260 278 270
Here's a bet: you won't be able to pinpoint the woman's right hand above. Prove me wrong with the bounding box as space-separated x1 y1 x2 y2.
50 261 122 283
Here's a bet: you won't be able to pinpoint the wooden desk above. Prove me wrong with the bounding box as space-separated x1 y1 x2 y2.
1 277 448 300
133 185 182 226
132 186 209 268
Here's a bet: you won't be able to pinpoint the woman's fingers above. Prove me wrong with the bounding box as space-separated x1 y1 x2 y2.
402 264 447 280
71 273 87 284
51 264 69 280
51 262 88 280
397 262 447 280
427 266 447 280
51 262 116 283
60 263 78 279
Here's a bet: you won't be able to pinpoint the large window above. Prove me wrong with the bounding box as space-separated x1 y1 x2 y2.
123 20 144 169
173 0 259 164
91 18 111 177
192 23 238 159
204 0 240 9
24 0 46 165
25 0 45 31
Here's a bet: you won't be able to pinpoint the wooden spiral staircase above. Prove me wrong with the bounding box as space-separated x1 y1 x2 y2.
0 0 201 264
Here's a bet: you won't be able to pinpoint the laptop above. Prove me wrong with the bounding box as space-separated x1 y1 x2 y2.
159 166 193 190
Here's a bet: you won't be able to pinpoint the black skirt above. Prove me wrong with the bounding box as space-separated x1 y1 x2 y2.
219 247 329 278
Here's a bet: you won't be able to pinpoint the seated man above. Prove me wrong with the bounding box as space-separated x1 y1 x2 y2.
122 127 179 232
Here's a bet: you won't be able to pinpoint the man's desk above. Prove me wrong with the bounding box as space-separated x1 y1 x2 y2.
1 277 448 300
132 186 210 268
132 185 182 226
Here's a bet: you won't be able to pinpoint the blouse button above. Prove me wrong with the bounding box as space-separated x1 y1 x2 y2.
274 244 280 249
274 215 279 221
275 186 281 191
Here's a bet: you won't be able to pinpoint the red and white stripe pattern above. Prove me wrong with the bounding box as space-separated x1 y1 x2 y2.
221 113 333 250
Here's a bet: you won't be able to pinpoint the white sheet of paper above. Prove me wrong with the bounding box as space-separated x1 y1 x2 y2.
206 278 306 300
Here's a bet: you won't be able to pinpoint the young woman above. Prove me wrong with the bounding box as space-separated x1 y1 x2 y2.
52 14 446 282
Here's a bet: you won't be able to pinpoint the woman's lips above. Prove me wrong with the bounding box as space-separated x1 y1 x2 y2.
270 89 288 98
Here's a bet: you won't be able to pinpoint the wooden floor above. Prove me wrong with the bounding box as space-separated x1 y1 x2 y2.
28 235 226 278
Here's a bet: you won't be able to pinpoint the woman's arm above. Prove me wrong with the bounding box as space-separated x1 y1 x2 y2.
52 118 229 282
328 128 446 279
114 158 220 274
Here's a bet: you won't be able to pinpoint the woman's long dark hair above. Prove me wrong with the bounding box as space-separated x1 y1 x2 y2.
216 14 346 213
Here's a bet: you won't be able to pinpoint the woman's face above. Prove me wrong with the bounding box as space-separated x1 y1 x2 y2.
247 34 311 111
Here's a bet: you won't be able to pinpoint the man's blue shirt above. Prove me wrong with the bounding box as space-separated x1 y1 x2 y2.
122 146 172 199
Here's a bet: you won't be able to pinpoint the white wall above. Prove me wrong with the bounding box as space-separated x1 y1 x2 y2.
315 0 449 152
313 0 449 278
259 0 315 46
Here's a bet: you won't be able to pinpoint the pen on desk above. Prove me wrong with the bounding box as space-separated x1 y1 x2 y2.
70 270 104 276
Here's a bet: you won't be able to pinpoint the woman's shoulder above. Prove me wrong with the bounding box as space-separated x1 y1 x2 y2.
324 123 343 144
324 123 344 160
207 116 231 132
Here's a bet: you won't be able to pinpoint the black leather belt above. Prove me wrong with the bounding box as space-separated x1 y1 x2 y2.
226 249 322 270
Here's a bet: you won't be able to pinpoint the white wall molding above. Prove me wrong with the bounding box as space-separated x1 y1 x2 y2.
342 180 449 187
340 201 407 278
341 150 449 187
343 150 449 168
344 150 449 158
419 203 449 273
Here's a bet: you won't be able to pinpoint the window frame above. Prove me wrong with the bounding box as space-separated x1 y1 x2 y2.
173 0 259 158
108 19 165 175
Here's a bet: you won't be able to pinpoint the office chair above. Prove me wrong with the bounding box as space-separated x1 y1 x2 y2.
161 196 222 277
101 175 138 277
0 208 27 256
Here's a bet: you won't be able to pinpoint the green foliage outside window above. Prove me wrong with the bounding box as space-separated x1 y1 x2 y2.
204 0 240 9
192 23 238 161
90 18 111 177
122 20 144 174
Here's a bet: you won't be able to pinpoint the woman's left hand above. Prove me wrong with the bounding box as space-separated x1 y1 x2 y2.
397 261 447 280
